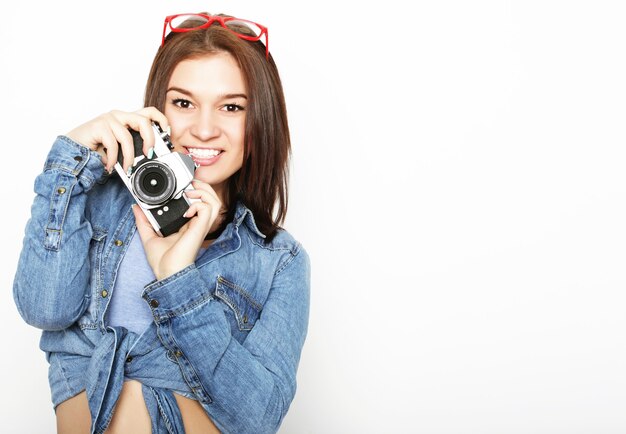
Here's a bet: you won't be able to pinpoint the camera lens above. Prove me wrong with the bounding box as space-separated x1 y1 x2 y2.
132 161 176 205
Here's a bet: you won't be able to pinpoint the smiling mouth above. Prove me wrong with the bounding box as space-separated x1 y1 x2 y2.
186 148 223 158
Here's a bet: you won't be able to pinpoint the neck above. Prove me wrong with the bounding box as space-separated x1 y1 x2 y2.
210 181 227 205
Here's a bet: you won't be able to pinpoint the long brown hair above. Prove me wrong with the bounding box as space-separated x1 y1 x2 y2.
144 14 290 241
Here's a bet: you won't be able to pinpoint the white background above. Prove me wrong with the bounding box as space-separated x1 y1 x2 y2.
2 0 626 433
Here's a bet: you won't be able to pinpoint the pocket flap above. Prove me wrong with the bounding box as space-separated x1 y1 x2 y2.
214 276 261 331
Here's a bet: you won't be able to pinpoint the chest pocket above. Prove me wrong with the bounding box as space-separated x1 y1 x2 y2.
214 276 261 337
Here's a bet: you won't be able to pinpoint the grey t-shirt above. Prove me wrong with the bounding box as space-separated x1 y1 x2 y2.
106 231 206 334
106 231 155 334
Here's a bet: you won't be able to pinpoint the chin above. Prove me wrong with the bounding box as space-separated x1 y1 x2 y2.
193 169 227 185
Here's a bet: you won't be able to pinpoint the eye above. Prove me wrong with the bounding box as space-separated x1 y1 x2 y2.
172 98 194 109
222 103 245 112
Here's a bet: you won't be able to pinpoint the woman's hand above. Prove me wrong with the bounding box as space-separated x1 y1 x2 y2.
132 179 224 281
65 107 169 173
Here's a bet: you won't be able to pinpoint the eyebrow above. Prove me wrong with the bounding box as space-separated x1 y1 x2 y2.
166 86 248 100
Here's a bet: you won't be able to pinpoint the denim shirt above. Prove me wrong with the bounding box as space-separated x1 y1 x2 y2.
13 136 310 434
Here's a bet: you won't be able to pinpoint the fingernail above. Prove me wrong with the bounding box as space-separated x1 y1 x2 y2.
147 147 155 159
166 126 171 136
126 166 133 176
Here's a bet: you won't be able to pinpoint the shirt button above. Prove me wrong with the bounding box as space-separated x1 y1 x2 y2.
101 290 108 298
114 239 123 246
57 187 66 195
174 350 183 357
125 356 133 363
74 156 83 162
149 299 159 308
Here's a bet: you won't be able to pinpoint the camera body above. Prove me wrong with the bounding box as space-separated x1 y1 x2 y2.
114 123 197 237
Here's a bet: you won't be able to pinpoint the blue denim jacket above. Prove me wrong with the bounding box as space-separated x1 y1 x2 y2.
13 136 310 434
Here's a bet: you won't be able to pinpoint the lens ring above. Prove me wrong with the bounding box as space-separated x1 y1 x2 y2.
131 161 176 205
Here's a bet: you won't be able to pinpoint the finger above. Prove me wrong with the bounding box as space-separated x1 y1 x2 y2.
191 179 215 191
99 128 120 173
94 145 109 167
183 202 200 219
186 201 221 231
132 204 158 244
190 181 221 202
180 203 216 246
110 110 155 158
109 122 136 173
136 106 169 131
134 116 156 157
183 201 215 222
89 128 111 168
184 189 220 205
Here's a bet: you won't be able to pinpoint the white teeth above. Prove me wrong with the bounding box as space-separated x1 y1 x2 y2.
187 148 221 158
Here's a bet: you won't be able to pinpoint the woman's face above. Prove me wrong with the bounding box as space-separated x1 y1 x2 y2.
164 52 247 201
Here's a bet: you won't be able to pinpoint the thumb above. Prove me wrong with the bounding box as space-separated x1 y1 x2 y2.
131 204 157 243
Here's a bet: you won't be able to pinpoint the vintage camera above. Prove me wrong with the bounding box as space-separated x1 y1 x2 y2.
114 123 197 237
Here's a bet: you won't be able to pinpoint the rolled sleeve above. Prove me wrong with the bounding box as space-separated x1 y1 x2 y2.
13 136 105 330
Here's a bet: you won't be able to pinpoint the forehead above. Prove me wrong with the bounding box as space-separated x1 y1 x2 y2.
168 53 246 93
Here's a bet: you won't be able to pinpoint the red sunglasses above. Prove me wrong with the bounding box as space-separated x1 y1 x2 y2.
162 13 269 58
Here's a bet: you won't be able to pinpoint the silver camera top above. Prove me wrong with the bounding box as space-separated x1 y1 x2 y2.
152 124 175 156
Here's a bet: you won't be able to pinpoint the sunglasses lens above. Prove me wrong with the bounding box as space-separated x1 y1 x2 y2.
170 14 209 30
225 19 264 39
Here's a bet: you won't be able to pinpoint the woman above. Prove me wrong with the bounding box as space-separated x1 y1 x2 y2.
13 12 310 434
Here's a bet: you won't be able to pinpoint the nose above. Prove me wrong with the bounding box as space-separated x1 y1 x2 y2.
190 109 220 142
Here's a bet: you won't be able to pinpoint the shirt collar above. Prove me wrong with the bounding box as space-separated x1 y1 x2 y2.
234 201 266 239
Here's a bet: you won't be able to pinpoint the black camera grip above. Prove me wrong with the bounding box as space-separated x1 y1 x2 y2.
148 196 192 237
117 129 147 166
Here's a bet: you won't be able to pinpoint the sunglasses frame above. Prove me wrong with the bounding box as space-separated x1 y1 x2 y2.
162 13 269 59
